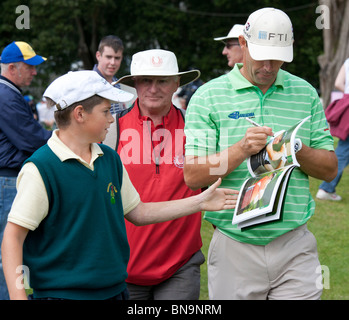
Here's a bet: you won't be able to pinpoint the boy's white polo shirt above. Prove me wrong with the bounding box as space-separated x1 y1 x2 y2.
8 130 140 231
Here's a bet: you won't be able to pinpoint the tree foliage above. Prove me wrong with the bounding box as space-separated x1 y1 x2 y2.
0 0 326 100
318 0 349 108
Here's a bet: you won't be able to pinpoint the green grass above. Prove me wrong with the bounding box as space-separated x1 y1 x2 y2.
199 161 349 300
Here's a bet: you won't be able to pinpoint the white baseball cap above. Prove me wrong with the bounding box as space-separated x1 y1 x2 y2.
243 8 294 62
214 24 244 41
44 71 134 111
116 49 200 88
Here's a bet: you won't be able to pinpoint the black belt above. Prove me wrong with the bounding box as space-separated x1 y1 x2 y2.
0 168 20 177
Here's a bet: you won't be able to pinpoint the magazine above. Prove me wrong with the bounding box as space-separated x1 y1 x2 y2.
232 116 310 229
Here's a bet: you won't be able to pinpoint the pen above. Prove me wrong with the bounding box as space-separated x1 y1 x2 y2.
245 117 261 127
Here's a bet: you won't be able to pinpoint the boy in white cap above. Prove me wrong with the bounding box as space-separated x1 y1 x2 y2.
1 70 237 300
184 8 337 299
103 49 206 300
214 24 244 68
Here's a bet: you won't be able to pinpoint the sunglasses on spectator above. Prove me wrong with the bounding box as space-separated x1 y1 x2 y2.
222 41 240 49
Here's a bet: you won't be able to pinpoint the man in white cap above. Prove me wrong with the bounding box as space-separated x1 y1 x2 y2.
214 24 244 68
184 8 337 299
103 49 206 300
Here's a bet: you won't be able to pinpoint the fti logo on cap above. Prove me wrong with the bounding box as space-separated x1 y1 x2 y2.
258 31 290 42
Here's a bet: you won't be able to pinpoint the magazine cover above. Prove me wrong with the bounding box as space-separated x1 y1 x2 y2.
236 167 295 229
232 116 310 228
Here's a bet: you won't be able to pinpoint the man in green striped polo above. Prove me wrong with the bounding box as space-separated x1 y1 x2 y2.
184 8 337 300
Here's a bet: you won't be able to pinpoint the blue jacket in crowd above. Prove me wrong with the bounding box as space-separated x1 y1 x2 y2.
0 75 52 176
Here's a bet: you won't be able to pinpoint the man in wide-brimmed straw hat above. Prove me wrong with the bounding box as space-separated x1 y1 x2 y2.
103 49 205 300
116 49 200 89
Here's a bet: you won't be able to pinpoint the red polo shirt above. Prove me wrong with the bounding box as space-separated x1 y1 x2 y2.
118 99 202 285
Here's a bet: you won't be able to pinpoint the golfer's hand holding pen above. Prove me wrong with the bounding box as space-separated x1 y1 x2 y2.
245 118 302 154
240 118 274 157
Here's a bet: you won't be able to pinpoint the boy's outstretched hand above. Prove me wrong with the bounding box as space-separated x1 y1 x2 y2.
199 178 239 212
126 178 239 227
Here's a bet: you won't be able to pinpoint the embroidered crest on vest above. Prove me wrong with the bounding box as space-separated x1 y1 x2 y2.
107 182 117 204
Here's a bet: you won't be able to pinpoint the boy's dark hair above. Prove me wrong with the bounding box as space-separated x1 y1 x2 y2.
47 95 105 129
98 35 124 54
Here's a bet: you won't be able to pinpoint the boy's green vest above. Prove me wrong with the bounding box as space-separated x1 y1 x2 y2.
23 144 129 300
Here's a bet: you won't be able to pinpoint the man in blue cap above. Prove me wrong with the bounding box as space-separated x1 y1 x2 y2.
0 41 51 300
